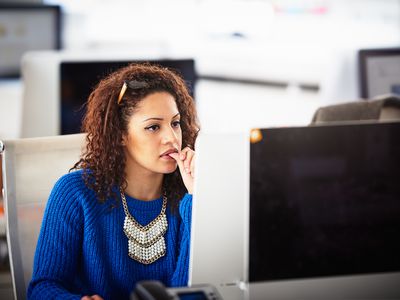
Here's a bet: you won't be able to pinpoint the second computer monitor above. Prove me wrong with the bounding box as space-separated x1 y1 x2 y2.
191 122 400 300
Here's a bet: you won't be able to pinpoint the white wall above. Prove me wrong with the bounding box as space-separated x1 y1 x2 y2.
50 0 400 97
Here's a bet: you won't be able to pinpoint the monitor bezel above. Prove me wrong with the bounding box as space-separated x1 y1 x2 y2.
249 122 400 283
358 47 400 99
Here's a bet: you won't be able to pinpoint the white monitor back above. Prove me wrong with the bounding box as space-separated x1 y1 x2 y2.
190 131 250 300
21 51 60 137
190 129 400 300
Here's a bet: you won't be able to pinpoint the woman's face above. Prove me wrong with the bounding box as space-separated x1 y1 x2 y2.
122 91 182 176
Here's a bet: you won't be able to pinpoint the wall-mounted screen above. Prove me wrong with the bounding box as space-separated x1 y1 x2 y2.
359 48 400 99
0 4 61 77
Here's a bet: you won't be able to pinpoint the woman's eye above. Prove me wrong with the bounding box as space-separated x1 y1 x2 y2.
145 125 159 131
172 120 181 128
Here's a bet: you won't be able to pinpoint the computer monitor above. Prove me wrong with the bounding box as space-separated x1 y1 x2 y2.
359 47 400 99
191 122 400 300
60 60 196 135
21 51 196 137
0 4 61 78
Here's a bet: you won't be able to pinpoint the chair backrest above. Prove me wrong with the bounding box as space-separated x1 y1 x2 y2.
311 94 400 125
0 133 85 300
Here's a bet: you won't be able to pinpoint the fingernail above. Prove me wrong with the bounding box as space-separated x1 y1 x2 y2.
180 154 185 160
185 168 190 173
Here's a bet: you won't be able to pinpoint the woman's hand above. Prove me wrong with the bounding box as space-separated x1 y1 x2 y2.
81 295 104 300
169 146 195 194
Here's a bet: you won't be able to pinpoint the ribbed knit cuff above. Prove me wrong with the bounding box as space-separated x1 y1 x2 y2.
179 193 192 226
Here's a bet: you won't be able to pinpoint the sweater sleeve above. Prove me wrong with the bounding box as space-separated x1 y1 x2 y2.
170 193 192 287
27 175 84 300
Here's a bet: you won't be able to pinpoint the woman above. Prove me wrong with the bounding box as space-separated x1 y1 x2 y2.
28 63 199 300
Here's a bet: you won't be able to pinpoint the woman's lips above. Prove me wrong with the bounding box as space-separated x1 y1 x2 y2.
160 149 178 156
160 149 178 160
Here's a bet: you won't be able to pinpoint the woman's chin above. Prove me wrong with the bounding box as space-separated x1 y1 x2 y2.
162 164 178 174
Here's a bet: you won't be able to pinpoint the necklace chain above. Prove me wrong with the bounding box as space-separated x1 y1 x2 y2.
120 189 168 264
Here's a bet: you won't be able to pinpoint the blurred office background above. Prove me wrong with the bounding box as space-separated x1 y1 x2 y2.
0 0 400 298
1 0 400 138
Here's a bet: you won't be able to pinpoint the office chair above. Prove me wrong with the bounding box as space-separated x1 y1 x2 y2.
0 133 85 300
311 94 400 124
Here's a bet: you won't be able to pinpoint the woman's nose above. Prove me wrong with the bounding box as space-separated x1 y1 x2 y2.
162 126 178 145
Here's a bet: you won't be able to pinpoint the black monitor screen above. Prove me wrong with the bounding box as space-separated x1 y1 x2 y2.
249 122 400 282
60 59 196 135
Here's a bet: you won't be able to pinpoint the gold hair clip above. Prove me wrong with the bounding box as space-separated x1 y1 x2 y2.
117 82 128 105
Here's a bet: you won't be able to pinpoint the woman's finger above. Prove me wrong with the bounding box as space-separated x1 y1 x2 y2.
179 151 186 161
81 296 104 300
190 154 195 176
183 149 195 175
168 151 194 194
168 152 185 175
180 147 194 172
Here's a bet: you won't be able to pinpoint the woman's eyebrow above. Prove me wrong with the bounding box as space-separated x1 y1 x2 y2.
172 112 181 119
142 113 180 122
142 117 163 122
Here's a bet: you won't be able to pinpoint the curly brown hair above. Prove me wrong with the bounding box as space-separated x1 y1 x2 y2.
72 63 199 210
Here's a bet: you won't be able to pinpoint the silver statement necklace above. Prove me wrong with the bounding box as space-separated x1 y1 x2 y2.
120 189 168 264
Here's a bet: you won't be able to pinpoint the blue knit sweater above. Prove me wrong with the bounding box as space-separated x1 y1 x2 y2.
27 170 192 300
